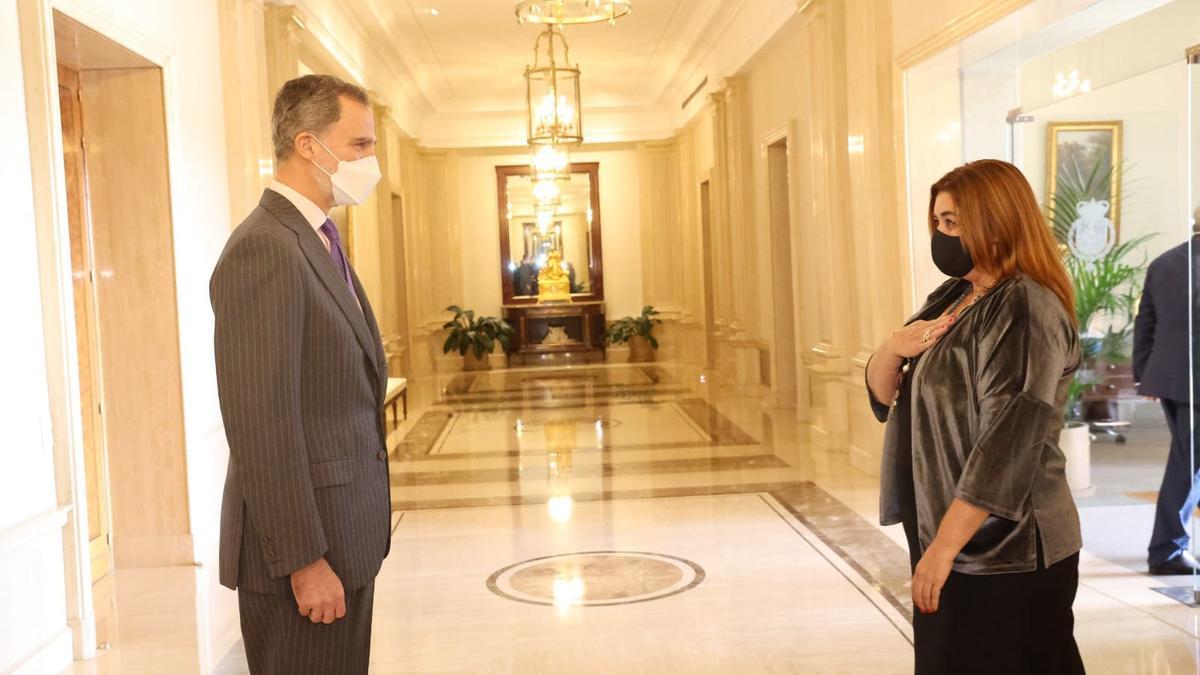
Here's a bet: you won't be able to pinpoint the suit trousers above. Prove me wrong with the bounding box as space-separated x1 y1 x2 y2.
1148 398 1200 565
238 580 375 675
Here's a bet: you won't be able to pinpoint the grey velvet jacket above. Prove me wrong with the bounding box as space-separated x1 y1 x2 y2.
869 274 1083 574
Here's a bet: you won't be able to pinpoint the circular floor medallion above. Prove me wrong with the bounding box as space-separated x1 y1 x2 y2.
486 551 705 607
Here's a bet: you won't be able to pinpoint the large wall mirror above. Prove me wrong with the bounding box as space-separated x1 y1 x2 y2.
497 162 604 305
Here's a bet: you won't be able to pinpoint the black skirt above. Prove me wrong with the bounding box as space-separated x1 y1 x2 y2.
903 520 1086 675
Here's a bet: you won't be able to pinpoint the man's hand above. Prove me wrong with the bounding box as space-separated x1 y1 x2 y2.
291 557 346 624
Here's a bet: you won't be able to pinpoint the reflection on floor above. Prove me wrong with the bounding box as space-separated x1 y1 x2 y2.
65 364 1200 673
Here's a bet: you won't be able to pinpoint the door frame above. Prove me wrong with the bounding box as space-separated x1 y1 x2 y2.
698 176 717 368
16 0 180 661
760 120 801 409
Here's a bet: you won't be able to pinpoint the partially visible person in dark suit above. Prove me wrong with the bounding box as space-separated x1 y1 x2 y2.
211 74 391 674
1134 206 1200 576
514 256 538 295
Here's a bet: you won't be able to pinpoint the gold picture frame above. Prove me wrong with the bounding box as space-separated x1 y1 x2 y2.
1045 120 1123 237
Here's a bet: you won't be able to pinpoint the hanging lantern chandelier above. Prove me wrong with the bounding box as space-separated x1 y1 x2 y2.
515 0 631 26
525 25 583 148
519 2 630 221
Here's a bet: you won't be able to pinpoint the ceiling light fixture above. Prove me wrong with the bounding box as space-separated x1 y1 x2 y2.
515 0 631 26
1052 69 1091 99
525 25 583 147
531 144 570 182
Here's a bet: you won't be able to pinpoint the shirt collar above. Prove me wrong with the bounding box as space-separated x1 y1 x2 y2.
268 180 327 233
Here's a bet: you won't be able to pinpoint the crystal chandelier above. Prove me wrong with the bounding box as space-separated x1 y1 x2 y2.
515 0 631 26
524 25 583 147
531 144 570 183
532 178 561 206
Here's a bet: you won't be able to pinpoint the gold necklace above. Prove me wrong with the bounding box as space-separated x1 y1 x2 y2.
948 278 996 320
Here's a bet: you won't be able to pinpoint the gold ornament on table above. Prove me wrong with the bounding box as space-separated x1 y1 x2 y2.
541 326 571 345
537 250 572 303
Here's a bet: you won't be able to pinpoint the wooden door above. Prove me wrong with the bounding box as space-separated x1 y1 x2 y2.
58 63 112 583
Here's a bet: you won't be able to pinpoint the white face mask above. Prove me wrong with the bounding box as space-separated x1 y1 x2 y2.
308 134 382 206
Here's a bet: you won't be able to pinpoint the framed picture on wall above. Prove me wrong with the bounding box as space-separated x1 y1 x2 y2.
1045 120 1124 240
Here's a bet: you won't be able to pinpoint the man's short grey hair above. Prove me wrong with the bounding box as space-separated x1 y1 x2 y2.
271 74 370 162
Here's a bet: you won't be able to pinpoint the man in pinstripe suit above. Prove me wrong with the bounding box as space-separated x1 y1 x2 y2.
211 74 391 674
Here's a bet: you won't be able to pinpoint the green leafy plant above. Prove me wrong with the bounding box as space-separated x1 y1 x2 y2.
1066 236 1153 337
1060 235 1153 420
1049 158 1153 421
604 305 661 349
441 305 514 359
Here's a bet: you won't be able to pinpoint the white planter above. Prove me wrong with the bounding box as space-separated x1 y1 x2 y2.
1061 422 1093 497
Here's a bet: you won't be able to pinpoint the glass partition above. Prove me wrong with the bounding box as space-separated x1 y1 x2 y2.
1187 41 1199 599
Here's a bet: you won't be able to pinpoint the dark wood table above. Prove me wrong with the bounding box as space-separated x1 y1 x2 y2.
502 301 607 367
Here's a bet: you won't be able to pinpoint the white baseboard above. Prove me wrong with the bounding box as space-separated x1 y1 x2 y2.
7 626 73 675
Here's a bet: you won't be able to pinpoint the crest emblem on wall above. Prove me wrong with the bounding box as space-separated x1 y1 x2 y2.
1067 199 1116 263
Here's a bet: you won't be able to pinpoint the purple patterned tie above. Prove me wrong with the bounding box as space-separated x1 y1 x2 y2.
318 219 360 304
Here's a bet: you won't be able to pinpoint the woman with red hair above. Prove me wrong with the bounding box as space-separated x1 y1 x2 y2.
866 159 1085 674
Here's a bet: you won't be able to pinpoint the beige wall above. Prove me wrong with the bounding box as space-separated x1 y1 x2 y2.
638 0 907 470
637 0 1047 469
892 0 1030 59
744 0 904 466
2 0 71 669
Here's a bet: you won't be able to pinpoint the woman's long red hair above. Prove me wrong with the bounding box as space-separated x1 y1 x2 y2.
929 159 1076 324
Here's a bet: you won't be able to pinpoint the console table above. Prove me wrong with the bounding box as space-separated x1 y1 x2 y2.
502 302 606 366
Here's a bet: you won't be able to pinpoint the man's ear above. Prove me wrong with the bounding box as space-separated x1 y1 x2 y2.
293 131 314 161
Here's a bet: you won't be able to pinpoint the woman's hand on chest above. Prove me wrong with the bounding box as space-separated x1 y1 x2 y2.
889 315 956 359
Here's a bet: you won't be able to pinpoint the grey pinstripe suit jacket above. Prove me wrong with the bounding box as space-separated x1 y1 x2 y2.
211 189 391 595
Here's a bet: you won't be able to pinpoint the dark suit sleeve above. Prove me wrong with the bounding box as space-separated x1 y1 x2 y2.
1132 265 1156 384
212 234 328 578
955 288 1070 521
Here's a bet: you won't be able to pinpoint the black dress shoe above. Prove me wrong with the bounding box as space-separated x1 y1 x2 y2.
1149 552 1200 575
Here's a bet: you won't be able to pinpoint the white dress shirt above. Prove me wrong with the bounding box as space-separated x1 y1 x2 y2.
268 180 331 252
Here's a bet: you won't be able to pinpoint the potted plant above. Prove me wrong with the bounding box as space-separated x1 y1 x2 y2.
1048 161 1152 495
604 306 661 363
442 305 514 371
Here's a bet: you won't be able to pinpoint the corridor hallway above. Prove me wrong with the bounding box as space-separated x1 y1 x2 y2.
7 0 1200 672
68 364 1200 674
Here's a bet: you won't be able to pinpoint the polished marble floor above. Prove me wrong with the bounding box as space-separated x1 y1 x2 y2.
64 363 1200 673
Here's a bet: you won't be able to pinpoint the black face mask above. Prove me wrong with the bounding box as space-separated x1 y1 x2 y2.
930 229 975 278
